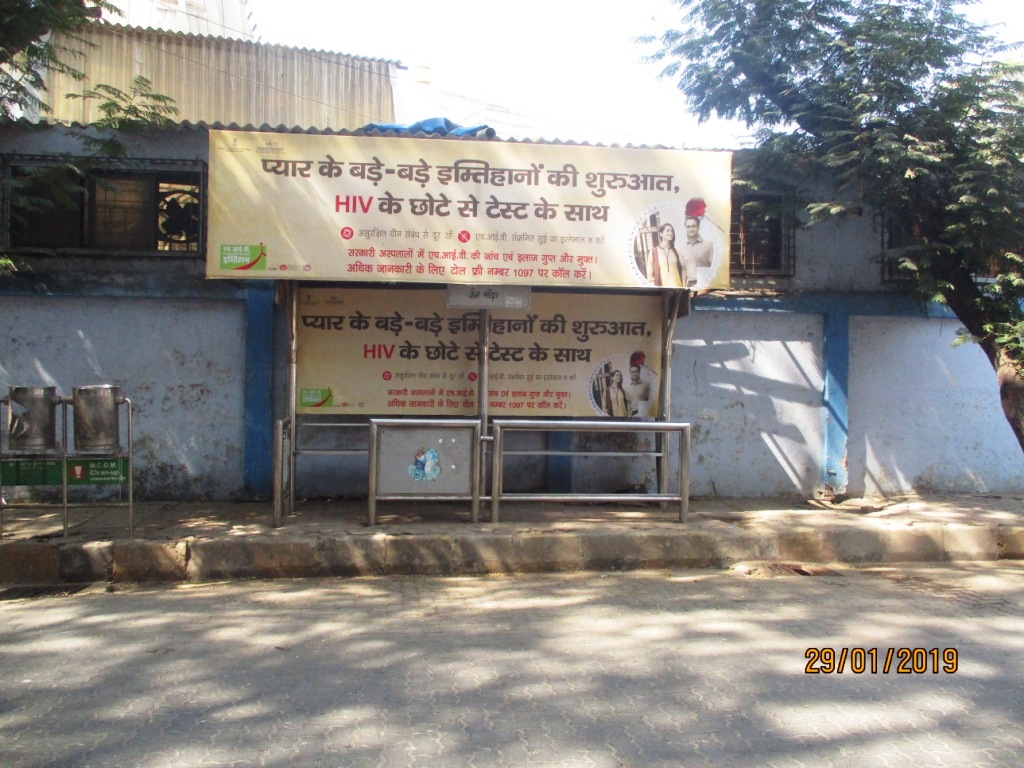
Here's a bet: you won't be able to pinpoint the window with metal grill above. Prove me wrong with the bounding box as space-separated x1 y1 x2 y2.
730 187 795 276
879 214 914 285
880 215 1011 285
5 160 203 255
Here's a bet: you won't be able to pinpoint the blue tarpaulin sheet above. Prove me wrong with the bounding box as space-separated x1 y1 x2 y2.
361 117 495 137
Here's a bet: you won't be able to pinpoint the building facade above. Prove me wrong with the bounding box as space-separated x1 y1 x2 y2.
2 19 1022 504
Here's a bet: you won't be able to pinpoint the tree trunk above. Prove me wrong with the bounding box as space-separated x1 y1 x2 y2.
942 272 1024 452
996 352 1024 453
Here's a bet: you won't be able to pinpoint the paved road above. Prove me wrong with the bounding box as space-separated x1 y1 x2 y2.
2 563 1023 767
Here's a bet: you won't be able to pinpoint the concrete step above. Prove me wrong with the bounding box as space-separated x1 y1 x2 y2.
2 495 1022 584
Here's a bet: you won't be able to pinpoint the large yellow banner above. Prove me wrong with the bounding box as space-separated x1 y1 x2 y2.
296 287 665 418
207 131 732 290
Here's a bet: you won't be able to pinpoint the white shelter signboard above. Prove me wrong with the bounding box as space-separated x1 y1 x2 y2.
207 131 732 290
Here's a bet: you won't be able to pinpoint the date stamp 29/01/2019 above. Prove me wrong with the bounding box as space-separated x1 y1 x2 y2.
805 647 959 674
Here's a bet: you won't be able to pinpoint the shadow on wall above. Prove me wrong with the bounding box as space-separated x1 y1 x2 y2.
673 312 826 498
676 311 1024 499
846 316 1024 497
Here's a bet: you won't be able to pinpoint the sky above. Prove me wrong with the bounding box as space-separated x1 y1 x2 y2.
246 0 1024 148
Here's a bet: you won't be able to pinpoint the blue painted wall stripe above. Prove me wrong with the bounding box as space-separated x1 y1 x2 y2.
244 284 275 497
821 310 850 495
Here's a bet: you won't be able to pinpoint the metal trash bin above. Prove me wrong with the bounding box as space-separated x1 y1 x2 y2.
7 386 60 451
73 385 121 452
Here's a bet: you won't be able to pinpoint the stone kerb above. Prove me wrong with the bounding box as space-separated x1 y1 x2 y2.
0 518 1020 585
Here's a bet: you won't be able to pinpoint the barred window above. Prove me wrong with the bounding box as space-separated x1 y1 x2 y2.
6 161 203 255
730 187 795 276
879 215 913 284
880 215 1008 284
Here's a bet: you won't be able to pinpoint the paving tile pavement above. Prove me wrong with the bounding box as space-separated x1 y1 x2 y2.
1 564 1023 767
1 493 1023 584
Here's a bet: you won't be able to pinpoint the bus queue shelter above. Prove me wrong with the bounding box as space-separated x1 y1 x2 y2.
205 129 732 522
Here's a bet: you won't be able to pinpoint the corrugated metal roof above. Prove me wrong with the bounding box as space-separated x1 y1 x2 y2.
44 21 396 131
0 117 710 150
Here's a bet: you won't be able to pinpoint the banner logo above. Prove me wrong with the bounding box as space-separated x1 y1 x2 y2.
220 244 267 271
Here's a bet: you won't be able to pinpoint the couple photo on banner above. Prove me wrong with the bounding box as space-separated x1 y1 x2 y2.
635 197 721 289
591 351 655 419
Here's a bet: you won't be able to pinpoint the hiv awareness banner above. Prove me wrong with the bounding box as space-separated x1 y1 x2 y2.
296 287 664 418
207 130 732 290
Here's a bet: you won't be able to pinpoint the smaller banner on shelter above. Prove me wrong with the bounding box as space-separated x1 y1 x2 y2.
296 287 665 418
207 131 732 290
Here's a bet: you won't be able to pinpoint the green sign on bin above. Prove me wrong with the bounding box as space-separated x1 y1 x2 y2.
0 458 62 486
67 458 127 485
1 458 128 486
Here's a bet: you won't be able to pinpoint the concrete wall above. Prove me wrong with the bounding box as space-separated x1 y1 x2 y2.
0 294 248 499
1 123 272 501
659 300 1024 499
848 315 1024 495
673 310 825 496
791 213 883 293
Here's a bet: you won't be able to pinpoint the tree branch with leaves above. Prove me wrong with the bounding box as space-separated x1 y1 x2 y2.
2 1 178 274
0 0 118 117
643 0 1024 451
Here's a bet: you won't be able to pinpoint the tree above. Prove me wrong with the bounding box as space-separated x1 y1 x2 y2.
1 1 107 273
643 0 1024 452
0 0 116 117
